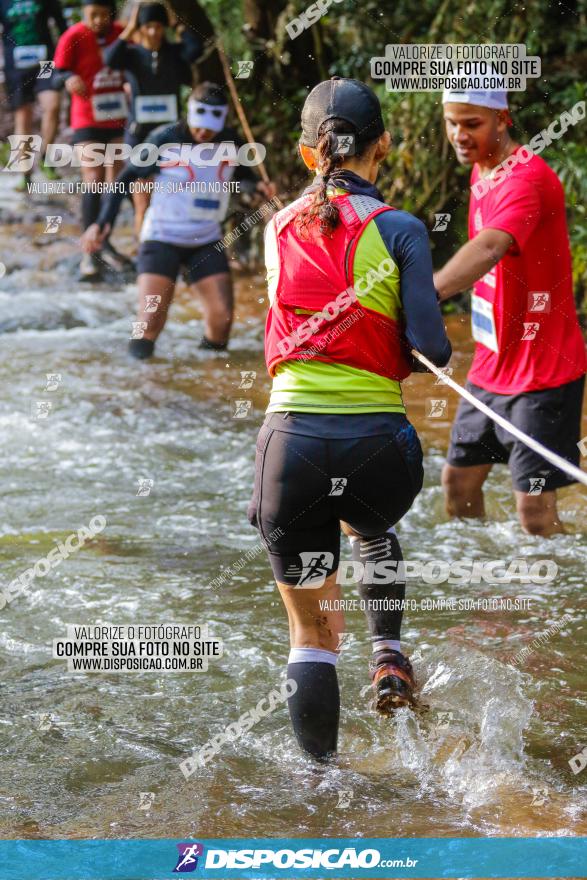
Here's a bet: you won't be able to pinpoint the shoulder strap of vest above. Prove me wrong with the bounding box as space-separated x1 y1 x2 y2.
273 194 313 235
343 195 396 283
273 191 395 266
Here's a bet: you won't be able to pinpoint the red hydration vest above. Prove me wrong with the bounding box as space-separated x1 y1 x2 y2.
264 192 413 381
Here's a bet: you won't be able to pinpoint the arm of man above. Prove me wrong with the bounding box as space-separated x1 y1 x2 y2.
95 125 182 232
51 67 74 87
434 175 541 300
433 227 513 301
375 210 452 367
53 28 85 92
103 37 135 71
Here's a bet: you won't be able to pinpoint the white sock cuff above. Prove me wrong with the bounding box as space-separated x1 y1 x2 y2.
373 639 401 654
288 647 339 666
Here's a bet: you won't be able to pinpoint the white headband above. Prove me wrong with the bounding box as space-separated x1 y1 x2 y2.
188 99 228 132
442 63 508 110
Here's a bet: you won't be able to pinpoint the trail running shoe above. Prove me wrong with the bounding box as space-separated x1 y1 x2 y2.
370 649 416 714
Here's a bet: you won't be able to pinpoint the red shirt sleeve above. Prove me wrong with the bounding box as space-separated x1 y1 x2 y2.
481 174 541 254
54 28 76 69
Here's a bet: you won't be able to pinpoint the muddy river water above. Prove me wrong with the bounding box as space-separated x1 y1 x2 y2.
0 176 586 845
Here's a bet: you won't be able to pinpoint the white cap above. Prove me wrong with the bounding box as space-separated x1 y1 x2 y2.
442 63 508 110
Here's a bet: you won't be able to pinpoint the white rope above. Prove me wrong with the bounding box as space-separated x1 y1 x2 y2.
411 349 587 488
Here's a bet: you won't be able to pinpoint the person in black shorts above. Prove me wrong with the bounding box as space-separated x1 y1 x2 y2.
248 77 452 760
435 82 586 536
81 82 275 357
104 1 201 236
445 380 585 500
1 0 67 189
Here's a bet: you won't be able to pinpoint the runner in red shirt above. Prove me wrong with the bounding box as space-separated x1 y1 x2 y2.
54 0 128 280
434 84 586 536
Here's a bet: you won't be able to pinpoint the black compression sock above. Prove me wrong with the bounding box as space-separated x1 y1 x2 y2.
81 191 102 230
351 530 405 642
128 338 155 359
199 336 227 351
286 662 339 759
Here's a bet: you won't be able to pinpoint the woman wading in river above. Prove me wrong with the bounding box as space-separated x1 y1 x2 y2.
248 77 452 760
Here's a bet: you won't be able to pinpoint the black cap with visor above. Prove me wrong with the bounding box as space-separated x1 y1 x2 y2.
300 76 385 147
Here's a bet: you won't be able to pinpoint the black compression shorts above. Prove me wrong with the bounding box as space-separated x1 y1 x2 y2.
247 412 424 585
4 65 60 110
447 376 585 492
70 127 125 145
137 239 230 285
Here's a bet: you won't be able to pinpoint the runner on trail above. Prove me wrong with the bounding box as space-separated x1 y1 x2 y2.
53 0 129 281
0 0 67 189
81 81 275 357
248 77 452 760
435 83 587 537
103 1 202 236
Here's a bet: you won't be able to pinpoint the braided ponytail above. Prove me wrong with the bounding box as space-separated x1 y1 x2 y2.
295 120 350 238
296 118 381 238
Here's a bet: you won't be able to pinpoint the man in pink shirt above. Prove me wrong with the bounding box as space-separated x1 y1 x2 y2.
434 85 586 536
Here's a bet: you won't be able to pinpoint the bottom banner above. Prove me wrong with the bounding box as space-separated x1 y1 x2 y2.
0 837 586 879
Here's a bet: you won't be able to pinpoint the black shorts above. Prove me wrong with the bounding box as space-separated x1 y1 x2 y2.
447 376 585 493
247 412 424 585
137 239 229 285
4 65 59 110
70 127 125 145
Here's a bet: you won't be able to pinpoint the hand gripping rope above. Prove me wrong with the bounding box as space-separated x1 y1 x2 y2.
411 349 587 488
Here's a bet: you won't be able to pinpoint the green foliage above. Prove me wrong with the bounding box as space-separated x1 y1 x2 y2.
201 0 587 295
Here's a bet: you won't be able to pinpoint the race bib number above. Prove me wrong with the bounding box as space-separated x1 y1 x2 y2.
91 91 128 121
189 194 229 223
471 293 499 353
135 94 178 124
14 44 47 68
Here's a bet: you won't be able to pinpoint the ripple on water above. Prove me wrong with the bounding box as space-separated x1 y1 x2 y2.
0 262 585 838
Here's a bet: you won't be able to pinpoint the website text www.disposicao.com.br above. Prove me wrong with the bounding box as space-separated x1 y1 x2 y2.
197 846 417 870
